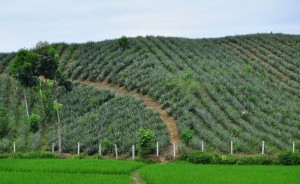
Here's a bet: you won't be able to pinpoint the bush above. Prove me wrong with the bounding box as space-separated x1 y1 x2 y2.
234 156 273 165
180 128 194 145
28 114 40 133
185 151 221 164
102 138 112 155
137 129 156 156
182 150 274 165
276 151 300 165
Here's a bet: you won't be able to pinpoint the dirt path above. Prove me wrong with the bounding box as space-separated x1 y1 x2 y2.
131 171 147 184
78 80 181 151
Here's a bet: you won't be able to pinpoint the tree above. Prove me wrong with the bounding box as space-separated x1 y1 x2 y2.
180 128 194 145
36 44 72 153
10 49 40 117
137 129 156 156
118 36 128 49
10 43 72 153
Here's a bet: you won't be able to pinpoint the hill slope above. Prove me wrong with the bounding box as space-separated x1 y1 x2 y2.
1 33 300 154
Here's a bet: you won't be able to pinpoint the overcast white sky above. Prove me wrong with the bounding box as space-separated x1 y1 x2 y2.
0 0 299 52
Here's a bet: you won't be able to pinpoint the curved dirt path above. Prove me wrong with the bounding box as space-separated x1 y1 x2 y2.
78 80 181 151
131 171 147 184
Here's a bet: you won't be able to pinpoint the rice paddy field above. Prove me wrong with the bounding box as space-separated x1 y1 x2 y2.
0 159 299 184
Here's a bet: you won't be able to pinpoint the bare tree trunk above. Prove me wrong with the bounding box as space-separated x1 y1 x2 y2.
54 80 62 153
56 97 62 153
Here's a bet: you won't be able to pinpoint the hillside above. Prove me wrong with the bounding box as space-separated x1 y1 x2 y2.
0 33 300 154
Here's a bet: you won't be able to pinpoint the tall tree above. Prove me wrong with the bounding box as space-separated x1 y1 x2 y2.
10 49 39 117
37 44 71 153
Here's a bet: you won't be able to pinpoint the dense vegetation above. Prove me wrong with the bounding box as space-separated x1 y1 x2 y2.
0 33 299 154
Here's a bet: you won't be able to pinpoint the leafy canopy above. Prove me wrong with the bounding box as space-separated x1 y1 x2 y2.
10 49 39 87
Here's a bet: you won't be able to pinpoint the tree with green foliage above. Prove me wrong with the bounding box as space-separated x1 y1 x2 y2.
118 36 128 49
10 49 40 117
36 43 72 153
180 128 194 145
137 129 156 156
10 43 72 153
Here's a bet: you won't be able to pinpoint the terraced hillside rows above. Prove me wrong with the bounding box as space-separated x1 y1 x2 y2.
0 34 300 154
0 74 169 154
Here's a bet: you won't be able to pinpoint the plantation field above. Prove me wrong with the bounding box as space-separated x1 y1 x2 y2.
0 33 300 154
140 162 300 184
0 159 299 184
0 159 144 184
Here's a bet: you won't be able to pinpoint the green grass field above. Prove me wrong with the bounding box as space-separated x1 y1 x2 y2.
0 159 299 184
0 159 145 184
140 161 300 184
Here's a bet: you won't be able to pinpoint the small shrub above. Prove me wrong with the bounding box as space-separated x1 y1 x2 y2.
186 151 215 164
72 153 87 159
137 129 156 156
28 114 40 133
102 138 112 155
180 128 194 145
221 155 239 165
276 151 300 165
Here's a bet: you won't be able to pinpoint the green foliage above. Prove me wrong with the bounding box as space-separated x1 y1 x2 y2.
102 138 112 154
181 150 299 165
118 36 128 48
183 151 221 164
180 128 194 145
28 114 40 133
137 129 156 156
10 49 39 87
276 151 300 165
53 101 63 111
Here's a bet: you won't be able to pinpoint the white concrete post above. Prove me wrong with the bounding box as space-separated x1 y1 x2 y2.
173 143 176 158
230 141 233 155
132 145 135 160
115 144 118 159
201 141 204 151
156 142 159 157
99 143 102 156
262 141 265 155
52 143 55 153
13 142 16 154
77 142 80 155
292 141 295 153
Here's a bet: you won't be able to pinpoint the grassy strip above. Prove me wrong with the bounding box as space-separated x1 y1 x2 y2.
140 162 300 184
0 159 145 174
0 171 131 184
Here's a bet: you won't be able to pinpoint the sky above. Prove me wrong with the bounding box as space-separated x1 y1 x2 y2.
0 0 299 52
